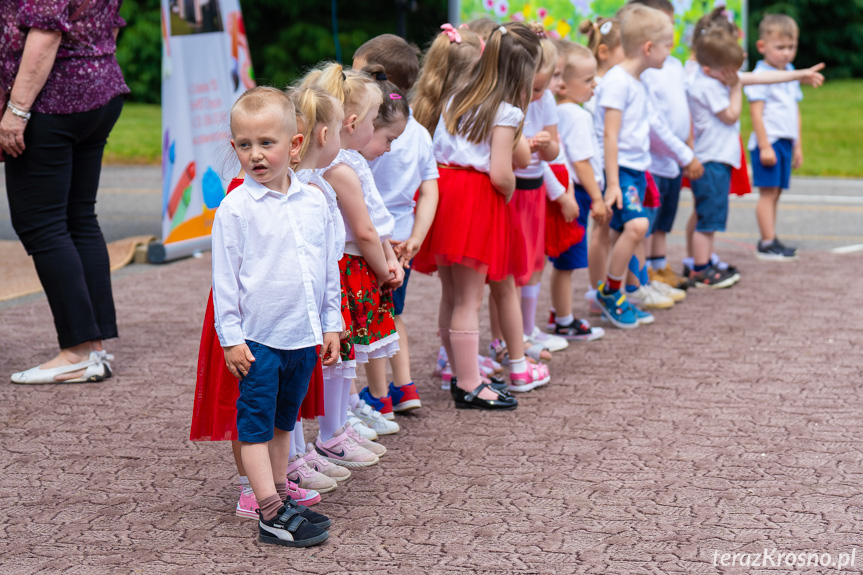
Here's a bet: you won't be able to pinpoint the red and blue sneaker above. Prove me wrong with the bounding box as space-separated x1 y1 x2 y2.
388 382 422 413
359 387 394 420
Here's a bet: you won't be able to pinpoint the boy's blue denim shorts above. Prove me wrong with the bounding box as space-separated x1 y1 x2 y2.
392 265 411 316
751 138 793 190
609 167 648 232
550 185 592 271
650 173 684 234
690 161 732 233
236 341 317 443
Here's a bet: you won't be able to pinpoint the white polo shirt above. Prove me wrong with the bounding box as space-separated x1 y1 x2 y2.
743 60 803 150
641 56 695 179
558 102 604 190
686 65 741 168
594 65 651 172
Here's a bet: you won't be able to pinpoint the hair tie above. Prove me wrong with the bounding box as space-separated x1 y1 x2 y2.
458 23 470 29
440 23 462 44
376 72 388 81
534 28 547 39
600 21 613 35
341 71 346 81
478 37 486 53
389 93 402 100
498 25 507 35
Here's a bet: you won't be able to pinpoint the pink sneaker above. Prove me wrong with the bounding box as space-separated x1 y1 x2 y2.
314 426 379 468
286 480 321 506
345 423 386 458
508 362 551 393
235 486 259 519
440 365 452 390
433 347 447 376
304 444 351 482
287 453 337 494
478 354 504 375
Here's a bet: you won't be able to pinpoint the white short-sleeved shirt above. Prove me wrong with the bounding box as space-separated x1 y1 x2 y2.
557 102 604 189
743 60 803 150
594 65 651 172
686 65 741 168
369 112 439 242
433 101 525 173
322 149 395 244
296 169 345 260
583 74 603 116
514 90 559 179
641 56 695 178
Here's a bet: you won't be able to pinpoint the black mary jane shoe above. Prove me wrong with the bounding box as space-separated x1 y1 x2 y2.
451 376 512 399
451 379 518 411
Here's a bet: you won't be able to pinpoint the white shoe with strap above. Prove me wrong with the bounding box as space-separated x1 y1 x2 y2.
11 351 107 385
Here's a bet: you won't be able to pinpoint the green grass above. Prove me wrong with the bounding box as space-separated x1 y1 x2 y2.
739 79 863 177
106 80 863 175
104 102 161 164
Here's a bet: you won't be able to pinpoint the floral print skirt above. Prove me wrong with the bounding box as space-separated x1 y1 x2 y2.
339 254 399 364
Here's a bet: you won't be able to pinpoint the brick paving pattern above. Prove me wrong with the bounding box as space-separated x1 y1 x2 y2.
1 246 862 574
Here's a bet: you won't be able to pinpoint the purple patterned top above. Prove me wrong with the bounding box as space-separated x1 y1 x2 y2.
0 0 130 115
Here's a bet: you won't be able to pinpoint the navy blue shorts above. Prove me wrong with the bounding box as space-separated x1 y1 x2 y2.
550 185 592 271
236 341 317 443
751 138 793 190
650 174 683 234
643 206 659 238
691 162 732 233
609 167 648 232
392 265 411 316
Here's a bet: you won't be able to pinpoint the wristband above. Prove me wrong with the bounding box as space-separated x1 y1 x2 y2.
6 102 31 121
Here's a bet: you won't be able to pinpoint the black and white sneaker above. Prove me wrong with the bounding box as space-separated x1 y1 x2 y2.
692 265 738 289
258 506 329 548
284 497 331 529
756 239 798 261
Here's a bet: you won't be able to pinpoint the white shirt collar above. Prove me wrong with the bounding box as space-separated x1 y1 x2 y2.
243 168 300 200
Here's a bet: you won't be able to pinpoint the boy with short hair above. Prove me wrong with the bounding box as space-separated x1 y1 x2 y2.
746 14 804 261
593 4 673 328
352 35 439 414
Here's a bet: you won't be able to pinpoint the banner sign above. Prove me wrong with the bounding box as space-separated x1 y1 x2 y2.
159 0 254 247
457 0 746 63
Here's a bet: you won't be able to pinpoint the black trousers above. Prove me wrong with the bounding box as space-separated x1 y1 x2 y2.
5 95 124 349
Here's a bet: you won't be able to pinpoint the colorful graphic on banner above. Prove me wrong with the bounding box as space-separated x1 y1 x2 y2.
160 0 254 246
459 0 745 62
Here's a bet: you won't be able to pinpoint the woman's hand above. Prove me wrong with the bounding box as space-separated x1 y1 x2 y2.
0 108 27 158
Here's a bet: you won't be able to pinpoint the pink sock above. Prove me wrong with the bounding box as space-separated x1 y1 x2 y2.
521 283 540 335
440 328 455 372
449 330 481 391
318 375 343 441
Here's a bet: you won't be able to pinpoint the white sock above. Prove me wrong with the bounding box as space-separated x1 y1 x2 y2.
238 475 249 486
510 356 527 374
556 313 574 326
290 421 305 459
683 257 694 269
348 393 360 410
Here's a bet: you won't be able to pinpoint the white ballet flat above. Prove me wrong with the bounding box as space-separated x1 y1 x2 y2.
93 350 115 378
10 353 106 385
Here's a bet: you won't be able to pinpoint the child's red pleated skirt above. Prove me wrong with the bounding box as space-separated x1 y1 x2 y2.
510 177 547 286
545 163 586 259
415 166 523 283
189 177 324 441
339 254 399 363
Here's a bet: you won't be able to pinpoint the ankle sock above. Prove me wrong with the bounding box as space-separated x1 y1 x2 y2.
648 256 666 270
556 313 574 326
521 283 541 335
638 263 649 286
604 274 623 294
238 475 250 488
682 257 694 270
694 262 709 273
275 482 287 501
348 392 360 410
625 284 639 294
258 493 284 522
509 356 527 375
449 330 481 391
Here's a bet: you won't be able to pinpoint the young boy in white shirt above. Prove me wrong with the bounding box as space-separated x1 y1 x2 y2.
212 87 341 547
593 4 673 328
746 14 804 261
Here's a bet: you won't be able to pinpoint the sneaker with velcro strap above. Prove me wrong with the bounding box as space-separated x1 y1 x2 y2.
258 506 329 548
283 495 331 529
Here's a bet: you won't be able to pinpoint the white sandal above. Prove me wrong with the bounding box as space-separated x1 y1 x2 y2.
10 351 107 385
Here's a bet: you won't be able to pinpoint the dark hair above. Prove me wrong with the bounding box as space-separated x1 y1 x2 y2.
362 64 409 128
627 0 674 14
353 34 421 92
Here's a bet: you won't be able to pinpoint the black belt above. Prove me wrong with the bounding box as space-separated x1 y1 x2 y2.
515 176 544 190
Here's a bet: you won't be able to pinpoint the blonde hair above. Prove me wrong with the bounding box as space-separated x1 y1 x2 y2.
695 27 745 69
557 40 595 81
444 22 540 144
301 61 380 128
526 22 558 74
230 86 296 136
288 86 341 162
579 17 621 61
620 4 673 56
412 27 483 135
463 18 497 41
759 14 799 40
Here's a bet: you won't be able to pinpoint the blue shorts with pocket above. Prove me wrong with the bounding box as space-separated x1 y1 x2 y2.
392 265 411 316
550 185 592 271
751 138 793 190
609 167 648 232
690 161 732 233
236 341 317 443
650 174 684 234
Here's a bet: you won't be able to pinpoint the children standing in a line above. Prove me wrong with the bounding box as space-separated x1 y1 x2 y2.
353 34 440 414
593 5 673 328
747 14 805 261
211 87 340 547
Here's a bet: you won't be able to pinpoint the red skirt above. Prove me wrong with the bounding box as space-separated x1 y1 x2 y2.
545 164 586 258
681 136 751 196
415 166 523 283
510 183 547 286
644 171 660 208
189 178 324 442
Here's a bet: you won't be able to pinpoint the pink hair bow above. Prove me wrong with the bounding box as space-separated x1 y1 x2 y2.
441 23 462 44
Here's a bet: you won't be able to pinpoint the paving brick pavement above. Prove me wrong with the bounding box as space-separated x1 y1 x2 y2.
1 246 862 574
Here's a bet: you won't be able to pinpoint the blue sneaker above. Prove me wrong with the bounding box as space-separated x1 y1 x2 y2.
631 303 654 325
594 285 639 329
358 387 394 421
388 382 422 412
